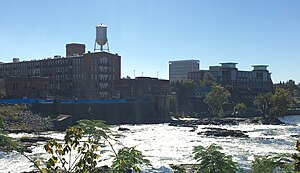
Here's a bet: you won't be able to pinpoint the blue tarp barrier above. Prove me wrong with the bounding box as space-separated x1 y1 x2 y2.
0 98 134 104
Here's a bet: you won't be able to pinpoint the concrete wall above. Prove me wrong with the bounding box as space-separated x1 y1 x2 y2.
32 95 177 126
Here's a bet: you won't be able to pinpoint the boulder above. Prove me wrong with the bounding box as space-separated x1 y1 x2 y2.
198 127 249 138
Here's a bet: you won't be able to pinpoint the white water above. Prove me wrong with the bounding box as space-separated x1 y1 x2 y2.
1 115 300 173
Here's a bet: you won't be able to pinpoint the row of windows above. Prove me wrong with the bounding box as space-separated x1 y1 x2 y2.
0 58 84 70
91 74 115 81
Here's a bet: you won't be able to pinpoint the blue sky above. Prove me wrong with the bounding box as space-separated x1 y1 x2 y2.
0 0 300 83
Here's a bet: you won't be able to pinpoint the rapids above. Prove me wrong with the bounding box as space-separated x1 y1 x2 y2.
1 115 300 173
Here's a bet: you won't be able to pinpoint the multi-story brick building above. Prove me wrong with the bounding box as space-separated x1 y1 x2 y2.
5 76 50 99
0 44 121 99
111 77 169 99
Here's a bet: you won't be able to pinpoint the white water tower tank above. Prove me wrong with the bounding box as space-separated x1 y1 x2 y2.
96 24 108 46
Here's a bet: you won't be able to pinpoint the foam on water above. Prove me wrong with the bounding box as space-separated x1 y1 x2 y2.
1 116 300 172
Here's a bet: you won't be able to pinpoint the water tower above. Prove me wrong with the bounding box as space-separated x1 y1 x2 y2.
94 24 110 52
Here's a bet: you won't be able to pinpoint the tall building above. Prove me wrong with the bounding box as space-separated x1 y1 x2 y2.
169 60 200 82
0 44 121 99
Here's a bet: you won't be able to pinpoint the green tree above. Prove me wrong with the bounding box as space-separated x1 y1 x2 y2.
200 72 216 87
252 155 294 173
171 80 196 105
233 103 247 115
269 87 294 119
204 84 231 116
193 144 237 173
170 165 186 173
43 127 101 173
282 80 297 97
112 146 150 173
254 92 273 118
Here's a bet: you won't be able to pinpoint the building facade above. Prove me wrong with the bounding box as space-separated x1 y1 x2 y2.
188 63 273 99
169 60 200 82
0 44 121 99
111 77 169 99
5 76 50 99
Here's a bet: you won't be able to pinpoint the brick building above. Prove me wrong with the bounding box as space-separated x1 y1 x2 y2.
5 76 50 99
112 77 169 99
0 44 121 99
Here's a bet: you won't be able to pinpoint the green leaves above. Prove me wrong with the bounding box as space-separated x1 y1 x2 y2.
42 126 102 172
112 146 150 173
192 144 237 173
254 87 294 119
171 80 196 105
204 84 231 117
40 120 150 173
252 154 294 173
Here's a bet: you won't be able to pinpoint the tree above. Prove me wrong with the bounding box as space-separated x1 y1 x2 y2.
269 87 294 119
170 165 186 173
43 127 101 173
204 84 231 116
254 88 294 120
253 92 273 118
112 147 150 173
282 80 297 97
171 80 196 105
201 72 216 87
193 144 237 173
252 155 294 173
233 103 247 115
0 116 19 153
41 120 151 173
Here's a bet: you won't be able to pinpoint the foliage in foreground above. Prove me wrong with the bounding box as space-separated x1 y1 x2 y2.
252 154 294 173
112 146 150 173
40 120 150 173
1 118 150 173
42 127 101 173
193 144 237 173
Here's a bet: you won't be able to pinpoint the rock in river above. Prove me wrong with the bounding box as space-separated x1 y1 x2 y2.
198 127 249 138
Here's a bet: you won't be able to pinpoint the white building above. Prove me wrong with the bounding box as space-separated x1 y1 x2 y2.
169 60 200 82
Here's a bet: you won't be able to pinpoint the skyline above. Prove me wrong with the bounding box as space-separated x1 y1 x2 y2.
0 0 300 83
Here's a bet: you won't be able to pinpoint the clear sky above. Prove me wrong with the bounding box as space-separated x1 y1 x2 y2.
0 0 300 83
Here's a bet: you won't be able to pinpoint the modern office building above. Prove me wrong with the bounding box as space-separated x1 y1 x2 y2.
0 44 121 99
169 60 200 82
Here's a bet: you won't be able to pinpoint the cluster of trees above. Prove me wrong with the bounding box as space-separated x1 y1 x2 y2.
278 80 300 97
254 87 294 120
171 78 297 119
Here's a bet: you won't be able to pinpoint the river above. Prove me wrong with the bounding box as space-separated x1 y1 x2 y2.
1 115 300 173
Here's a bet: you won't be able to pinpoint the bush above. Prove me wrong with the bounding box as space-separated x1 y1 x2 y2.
193 144 237 173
